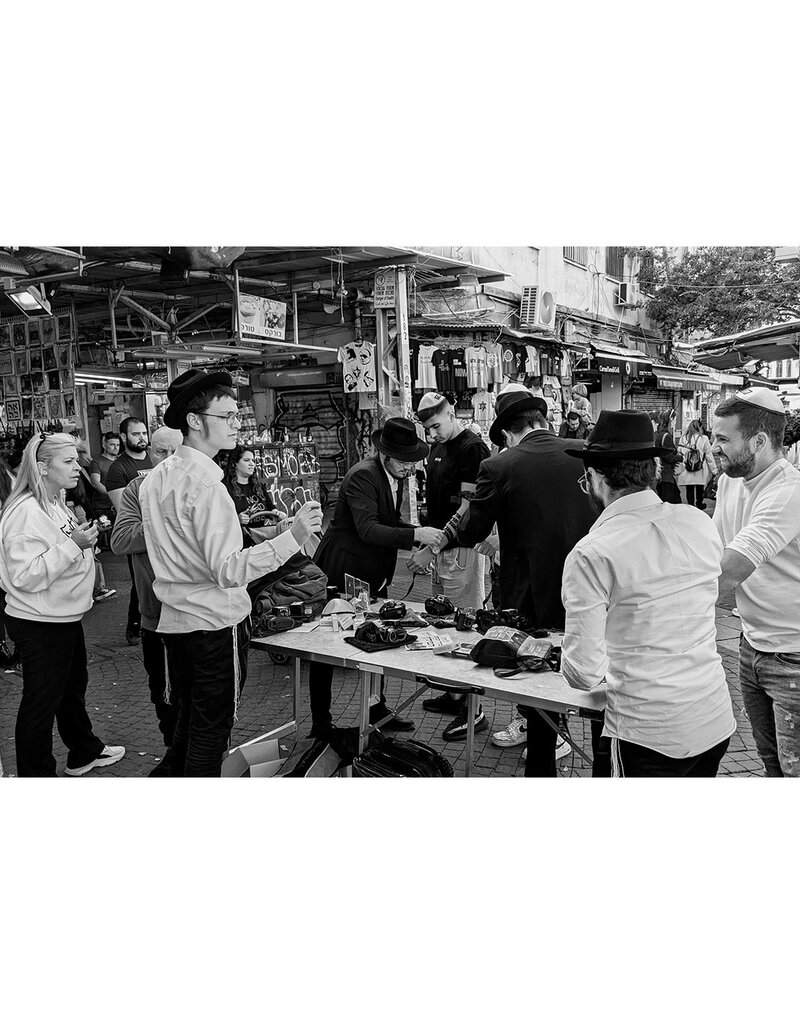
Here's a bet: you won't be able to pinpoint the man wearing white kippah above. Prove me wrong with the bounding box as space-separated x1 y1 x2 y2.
712 388 800 777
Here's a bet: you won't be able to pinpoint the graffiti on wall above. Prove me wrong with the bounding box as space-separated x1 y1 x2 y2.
272 388 347 508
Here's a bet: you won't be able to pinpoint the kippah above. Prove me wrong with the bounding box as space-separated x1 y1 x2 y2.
417 392 450 422
733 388 786 414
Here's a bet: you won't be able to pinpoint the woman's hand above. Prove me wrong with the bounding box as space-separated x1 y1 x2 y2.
71 522 99 550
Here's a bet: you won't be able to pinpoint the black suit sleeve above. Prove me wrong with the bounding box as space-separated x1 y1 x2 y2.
449 457 498 549
347 470 416 551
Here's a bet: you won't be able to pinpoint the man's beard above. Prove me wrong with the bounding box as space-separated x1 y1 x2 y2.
586 479 605 515
126 440 148 454
721 446 755 479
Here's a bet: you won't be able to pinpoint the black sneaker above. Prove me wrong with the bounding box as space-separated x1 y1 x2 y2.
422 691 466 715
442 707 487 741
126 627 141 646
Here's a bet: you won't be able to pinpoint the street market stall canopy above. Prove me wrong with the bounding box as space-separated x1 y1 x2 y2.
0 246 507 363
690 320 800 370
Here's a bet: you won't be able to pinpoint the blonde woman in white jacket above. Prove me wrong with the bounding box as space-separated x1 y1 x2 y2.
0 433 125 777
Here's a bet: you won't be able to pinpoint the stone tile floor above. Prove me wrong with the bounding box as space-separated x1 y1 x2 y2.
0 546 760 778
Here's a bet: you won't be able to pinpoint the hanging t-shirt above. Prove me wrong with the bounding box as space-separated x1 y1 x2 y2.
485 341 504 386
501 343 526 379
470 390 495 433
451 348 468 393
415 344 438 390
338 340 376 393
432 347 455 393
524 345 541 377
560 350 572 378
465 345 488 389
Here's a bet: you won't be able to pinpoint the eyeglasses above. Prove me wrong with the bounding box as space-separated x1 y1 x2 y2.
198 411 242 427
578 472 590 494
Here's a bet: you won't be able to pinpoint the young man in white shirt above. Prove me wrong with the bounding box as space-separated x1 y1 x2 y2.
140 369 323 777
712 388 800 777
561 410 736 777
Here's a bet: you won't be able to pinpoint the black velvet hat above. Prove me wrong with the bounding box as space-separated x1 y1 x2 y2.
164 368 234 428
372 417 430 462
489 391 548 446
565 410 671 460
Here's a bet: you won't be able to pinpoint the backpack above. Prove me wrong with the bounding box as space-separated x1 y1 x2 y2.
249 552 328 637
685 441 703 473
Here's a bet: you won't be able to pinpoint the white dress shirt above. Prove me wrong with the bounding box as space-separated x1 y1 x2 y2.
713 459 800 652
140 445 300 633
561 489 736 758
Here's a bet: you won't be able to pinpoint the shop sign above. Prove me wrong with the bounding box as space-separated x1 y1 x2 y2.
656 377 686 391
373 270 396 309
238 293 287 340
596 353 653 376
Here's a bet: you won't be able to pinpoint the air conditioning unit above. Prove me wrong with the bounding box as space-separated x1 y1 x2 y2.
519 286 557 331
615 282 637 307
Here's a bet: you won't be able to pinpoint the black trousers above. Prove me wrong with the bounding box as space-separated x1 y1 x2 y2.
6 615 105 777
162 618 251 777
616 736 730 777
685 484 705 509
140 628 180 747
126 556 140 633
520 710 611 777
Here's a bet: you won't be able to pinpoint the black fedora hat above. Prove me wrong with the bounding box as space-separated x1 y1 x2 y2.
372 417 430 462
164 368 234 429
565 410 671 460
489 391 548 446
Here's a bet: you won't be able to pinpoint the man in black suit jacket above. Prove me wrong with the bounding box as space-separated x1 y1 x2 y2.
450 391 598 776
310 418 444 735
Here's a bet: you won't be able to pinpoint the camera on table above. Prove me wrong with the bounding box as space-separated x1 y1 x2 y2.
454 607 476 631
474 608 532 635
379 600 407 620
425 596 455 617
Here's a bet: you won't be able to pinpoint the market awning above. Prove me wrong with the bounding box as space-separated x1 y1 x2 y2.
651 365 720 392
690 320 800 370
593 345 652 375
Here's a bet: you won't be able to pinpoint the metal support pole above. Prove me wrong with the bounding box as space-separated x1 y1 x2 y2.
464 691 476 778
293 291 299 345
375 306 391 408
233 267 242 340
293 657 302 733
394 266 417 521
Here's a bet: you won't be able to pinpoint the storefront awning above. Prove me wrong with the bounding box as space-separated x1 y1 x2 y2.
593 346 652 375
690 320 800 370
652 365 720 392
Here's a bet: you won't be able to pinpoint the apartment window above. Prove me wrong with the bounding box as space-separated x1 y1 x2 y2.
605 246 625 280
637 253 656 295
563 246 588 266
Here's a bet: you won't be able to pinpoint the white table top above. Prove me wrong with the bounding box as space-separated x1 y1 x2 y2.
252 602 606 718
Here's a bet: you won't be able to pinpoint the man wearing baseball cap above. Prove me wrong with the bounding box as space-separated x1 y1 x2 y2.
139 368 323 776
562 410 736 776
712 388 800 777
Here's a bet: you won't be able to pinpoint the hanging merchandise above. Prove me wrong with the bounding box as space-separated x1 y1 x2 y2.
560 350 572 378
501 342 526 380
471 388 495 434
464 344 488 389
451 347 468 393
415 343 438 390
432 345 455 393
485 340 504 387
524 345 541 377
338 339 376 394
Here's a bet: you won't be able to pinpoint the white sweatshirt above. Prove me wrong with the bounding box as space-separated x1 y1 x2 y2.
0 494 95 623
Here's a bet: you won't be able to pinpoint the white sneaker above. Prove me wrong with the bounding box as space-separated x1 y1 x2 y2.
491 713 527 748
731 607 740 618
556 737 571 760
65 745 126 776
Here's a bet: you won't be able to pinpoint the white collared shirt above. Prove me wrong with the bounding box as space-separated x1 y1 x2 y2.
140 444 300 633
381 460 399 505
561 489 736 758
713 458 800 652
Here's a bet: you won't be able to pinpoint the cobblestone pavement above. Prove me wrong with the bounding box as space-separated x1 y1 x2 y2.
0 548 760 778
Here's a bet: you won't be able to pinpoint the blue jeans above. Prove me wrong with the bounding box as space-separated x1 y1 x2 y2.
739 637 800 777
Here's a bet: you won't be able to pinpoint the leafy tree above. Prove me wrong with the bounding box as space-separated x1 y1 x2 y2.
629 246 800 339
785 410 800 448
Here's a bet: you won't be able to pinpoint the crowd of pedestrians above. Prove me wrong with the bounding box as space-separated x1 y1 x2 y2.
0 369 798 778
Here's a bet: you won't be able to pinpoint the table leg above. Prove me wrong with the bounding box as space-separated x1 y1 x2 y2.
464 691 476 778
358 669 372 755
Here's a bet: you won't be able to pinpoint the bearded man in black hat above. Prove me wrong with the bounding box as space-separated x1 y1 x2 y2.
309 417 445 736
139 368 323 777
446 390 597 773
561 410 736 777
